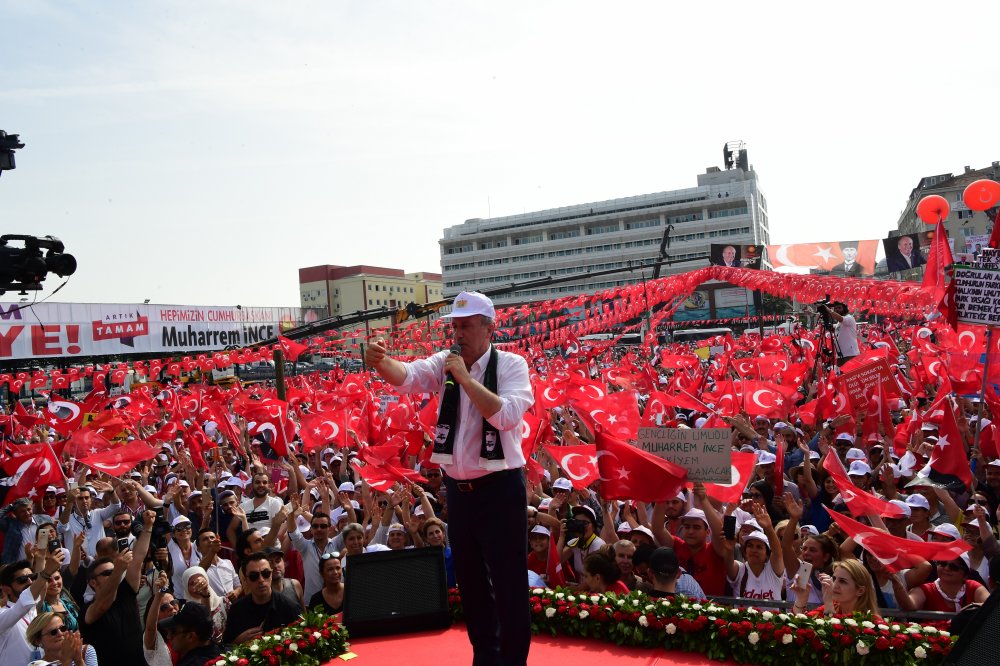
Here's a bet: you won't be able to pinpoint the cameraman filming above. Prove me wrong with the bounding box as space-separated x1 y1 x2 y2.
820 301 859 366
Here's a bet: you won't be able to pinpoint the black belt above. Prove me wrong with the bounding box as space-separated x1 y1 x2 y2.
450 468 521 492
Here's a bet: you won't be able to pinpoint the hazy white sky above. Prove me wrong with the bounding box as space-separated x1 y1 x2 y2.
2 1 998 307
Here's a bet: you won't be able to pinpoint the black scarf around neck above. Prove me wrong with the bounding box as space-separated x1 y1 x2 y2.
432 346 505 470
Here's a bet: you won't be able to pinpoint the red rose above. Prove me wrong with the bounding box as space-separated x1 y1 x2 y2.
268 658 278 666
237 660 249 666
875 637 890 651
568 607 579 617
839 635 852 646
322 629 331 638
532 603 543 614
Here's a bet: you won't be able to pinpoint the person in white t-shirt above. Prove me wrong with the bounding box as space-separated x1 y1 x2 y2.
724 504 785 602
239 473 284 532
820 301 859 365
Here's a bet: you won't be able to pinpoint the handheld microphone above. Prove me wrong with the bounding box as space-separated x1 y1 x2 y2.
444 344 462 387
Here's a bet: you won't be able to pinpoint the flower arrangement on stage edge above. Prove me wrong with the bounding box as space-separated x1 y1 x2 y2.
450 587 956 666
208 607 350 666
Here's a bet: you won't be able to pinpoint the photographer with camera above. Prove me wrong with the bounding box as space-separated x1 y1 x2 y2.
559 505 606 581
818 301 859 366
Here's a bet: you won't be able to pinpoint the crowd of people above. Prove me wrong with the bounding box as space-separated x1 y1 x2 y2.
0 293 998 665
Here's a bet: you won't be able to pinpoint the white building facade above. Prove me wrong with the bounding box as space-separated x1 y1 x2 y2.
440 163 770 306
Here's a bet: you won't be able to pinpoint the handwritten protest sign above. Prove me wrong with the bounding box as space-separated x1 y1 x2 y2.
839 358 900 407
954 264 1000 327
637 427 731 483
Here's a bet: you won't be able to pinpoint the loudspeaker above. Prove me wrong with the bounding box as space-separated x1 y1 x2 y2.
945 588 1000 665
343 547 451 637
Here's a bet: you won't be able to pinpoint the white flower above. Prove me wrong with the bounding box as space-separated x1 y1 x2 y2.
532 588 545 595
249 643 260 653
708 616 717 622
782 634 794 645
692 603 702 611
814 618 825 626
745 607 758 615
617 599 625 607
914 646 927 659
579 610 589 620
638 616 649 627
924 626 937 634
645 604 654 611
828 618 841 625
748 632 760 645
229 657 239 663
567 596 576 602
545 607 557 618
877 624 889 631
590 595 600 604
907 626 921 634
555 593 564 600
891 624 901 631
861 621 875 629
939 631 949 638
778 614 789 621
844 618 858 627
288 643 299 653
681 603 690 610
666 623 677 635
856 641 870 656
761 611 773 621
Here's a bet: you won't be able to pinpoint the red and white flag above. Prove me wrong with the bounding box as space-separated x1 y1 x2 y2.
543 444 599 490
1 446 64 501
77 441 159 477
703 451 757 504
594 433 687 502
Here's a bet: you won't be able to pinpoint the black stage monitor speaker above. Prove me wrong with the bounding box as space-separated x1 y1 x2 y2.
343 546 451 637
945 588 1000 665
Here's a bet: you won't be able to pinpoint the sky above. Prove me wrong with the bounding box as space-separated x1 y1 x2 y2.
2 1 999 308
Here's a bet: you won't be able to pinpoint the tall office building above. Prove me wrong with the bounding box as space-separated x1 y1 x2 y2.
440 146 770 308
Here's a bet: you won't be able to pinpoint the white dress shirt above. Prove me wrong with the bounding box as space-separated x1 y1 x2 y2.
0 587 40 666
206 558 239 597
57 502 122 558
397 345 533 480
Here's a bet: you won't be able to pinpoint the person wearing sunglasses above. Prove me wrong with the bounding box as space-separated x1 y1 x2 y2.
25 611 95 666
80 509 155 666
287 505 339 603
895 553 990 612
308 553 344 616
0 549 65 666
222 553 300 645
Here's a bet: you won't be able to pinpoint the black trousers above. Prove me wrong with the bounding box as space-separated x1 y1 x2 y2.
445 469 530 666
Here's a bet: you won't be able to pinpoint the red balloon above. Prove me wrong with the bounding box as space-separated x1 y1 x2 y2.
962 179 1000 212
916 195 950 224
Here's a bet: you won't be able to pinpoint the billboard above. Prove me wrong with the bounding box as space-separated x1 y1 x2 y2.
882 234 926 273
0 302 317 360
767 239 884 277
709 244 763 269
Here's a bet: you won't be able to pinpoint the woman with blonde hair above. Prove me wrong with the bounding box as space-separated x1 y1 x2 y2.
792 558 880 618
26 611 98 666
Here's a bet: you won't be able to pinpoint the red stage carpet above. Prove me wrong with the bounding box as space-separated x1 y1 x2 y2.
340 625 729 666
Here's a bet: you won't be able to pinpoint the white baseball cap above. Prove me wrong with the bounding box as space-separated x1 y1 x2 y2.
887 499 911 518
530 525 551 537
928 523 961 540
835 433 855 443
846 448 866 461
441 291 496 320
848 461 872 476
756 451 777 465
338 482 356 493
681 508 709 527
905 494 930 510
552 478 573 491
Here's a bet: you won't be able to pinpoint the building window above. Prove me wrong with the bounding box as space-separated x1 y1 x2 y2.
668 213 701 224
624 218 659 230
586 223 619 235
513 234 543 245
550 229 581 240
708 206 749 219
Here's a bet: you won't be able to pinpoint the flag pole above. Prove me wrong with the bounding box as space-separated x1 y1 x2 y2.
973 326 994 455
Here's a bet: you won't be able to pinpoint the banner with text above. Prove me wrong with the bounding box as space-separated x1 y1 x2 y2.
637 427 731 483
838 358 900 408
954 265 1000 327
0 302 319 360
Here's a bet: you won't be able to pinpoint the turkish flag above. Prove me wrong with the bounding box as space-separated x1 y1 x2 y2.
77 441 159 477
740 381 792 419
703 451 757 504
1 447 64 502
922 217 954 303
825 507 971 573
278 336 310 362
547 534 567 587
299 409 350 453
183 423 212 470
594 433 687 502
640 391 673 428
45 398 85 436
64 428 116 459
84 411 128 439
241 400 295 459
543 444 599 490
355 463 398 492
822 452 905 518
924 396 974 487
571 390 641 441
534 379 567 410
13 401 44 429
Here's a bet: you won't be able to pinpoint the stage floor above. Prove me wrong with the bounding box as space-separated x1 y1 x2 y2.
340 624 726 666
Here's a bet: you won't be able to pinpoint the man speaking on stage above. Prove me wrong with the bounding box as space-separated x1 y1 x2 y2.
365 291 534 666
